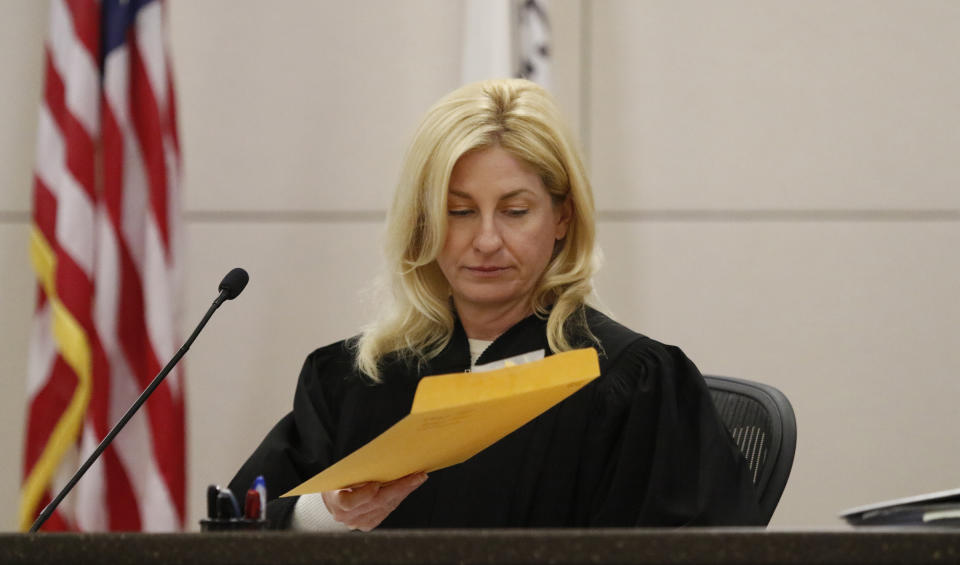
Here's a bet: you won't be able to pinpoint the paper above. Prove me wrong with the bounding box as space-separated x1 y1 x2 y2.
841 487 960 527
282 347 600 496
472 349 544 372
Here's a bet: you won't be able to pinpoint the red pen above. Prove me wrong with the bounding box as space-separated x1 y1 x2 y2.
244 488 261 520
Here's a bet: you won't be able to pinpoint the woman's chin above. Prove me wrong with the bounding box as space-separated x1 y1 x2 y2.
453 289 529 312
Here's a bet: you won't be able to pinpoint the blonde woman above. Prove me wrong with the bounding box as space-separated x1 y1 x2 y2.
230 79 760 530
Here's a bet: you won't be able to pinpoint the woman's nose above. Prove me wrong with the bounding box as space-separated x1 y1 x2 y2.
472 217 503 253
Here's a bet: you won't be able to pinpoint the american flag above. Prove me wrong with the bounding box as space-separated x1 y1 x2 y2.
21 0 185 531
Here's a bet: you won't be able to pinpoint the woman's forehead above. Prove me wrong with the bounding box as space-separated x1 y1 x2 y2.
447 187 541 201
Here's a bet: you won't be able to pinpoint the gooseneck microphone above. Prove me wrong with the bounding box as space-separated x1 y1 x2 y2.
215 267 249 303
29 268 250 533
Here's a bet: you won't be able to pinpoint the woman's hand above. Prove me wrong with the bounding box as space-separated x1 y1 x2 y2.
321 472 428 531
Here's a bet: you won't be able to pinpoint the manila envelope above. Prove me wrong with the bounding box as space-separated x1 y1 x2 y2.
282 347 600 496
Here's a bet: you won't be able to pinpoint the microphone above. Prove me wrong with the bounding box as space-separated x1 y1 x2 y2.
29 268 250 533
216 267 249 303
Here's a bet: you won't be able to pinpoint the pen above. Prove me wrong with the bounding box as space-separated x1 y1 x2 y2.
206 484 220 519
252 475 267 521
244 489 260 520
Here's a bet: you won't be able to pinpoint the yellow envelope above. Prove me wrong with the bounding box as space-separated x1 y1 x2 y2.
282 347 600 496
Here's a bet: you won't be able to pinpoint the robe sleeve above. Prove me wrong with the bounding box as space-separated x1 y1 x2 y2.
587 338 763 526
228 343 347 528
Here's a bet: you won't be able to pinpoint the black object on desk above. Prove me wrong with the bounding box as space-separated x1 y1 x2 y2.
200 484 266 531
841 487 960 527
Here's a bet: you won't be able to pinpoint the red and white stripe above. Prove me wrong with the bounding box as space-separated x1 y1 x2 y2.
22 0 185 532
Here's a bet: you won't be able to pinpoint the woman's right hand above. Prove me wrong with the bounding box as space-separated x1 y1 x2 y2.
320 472 428 531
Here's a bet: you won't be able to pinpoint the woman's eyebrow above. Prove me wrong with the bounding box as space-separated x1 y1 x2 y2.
447 188 535 200
448 189 473 199
499 188 535 200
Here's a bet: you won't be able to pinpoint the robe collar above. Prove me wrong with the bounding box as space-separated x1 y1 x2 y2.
426 310 553 377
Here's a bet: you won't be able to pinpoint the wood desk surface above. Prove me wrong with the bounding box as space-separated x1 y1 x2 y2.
3 528 960 565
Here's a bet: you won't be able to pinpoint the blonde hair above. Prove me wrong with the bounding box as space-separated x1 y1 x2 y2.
356 79 598 379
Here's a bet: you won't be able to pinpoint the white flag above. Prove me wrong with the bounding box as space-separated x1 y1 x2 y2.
517 0 551 88
460 0 551 88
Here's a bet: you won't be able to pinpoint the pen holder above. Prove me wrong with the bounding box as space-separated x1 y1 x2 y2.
204 482 268 531
200 518 268 531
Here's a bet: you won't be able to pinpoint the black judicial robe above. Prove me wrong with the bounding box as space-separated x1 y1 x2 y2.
229 308 762 528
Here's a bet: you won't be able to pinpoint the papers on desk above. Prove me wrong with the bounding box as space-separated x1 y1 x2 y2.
282 347 601 497
841 487 960 527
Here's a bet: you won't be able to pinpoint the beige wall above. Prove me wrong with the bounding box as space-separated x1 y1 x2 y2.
1 0 48 535
1 0 957 531
587 0 960 528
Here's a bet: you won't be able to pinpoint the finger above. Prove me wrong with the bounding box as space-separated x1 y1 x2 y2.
326 481 402 522
343 474 428 529
326 474 429 525
382 472 429 489
339 473 425 510
321 490 366 520
325 493 381 524
344 504 396 532
340 482 370 492
377 473 428 507
333 482 381 512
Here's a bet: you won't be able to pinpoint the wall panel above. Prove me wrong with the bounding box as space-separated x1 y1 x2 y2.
595 220 960 525
184 221 384 529
0 1 46 213
0 226 32 532
588 0 960 211
169 0 464 213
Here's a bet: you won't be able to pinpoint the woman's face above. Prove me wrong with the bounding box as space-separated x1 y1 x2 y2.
437 145 571 318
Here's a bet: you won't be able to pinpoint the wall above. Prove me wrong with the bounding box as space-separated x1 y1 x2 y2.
0 0 957 531
586 0 960 527
0 0 49 535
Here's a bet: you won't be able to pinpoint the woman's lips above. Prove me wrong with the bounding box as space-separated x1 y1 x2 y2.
465 266 508 276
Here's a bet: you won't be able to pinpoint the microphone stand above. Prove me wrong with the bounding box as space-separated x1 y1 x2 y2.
29 288 234 532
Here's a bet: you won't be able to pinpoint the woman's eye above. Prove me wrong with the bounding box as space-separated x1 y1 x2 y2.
448 209 473 217
504 208 529 217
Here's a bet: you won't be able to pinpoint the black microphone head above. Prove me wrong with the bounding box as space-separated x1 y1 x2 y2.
218 268 249 300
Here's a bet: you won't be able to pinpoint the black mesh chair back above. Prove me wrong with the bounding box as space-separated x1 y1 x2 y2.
704 375 796 525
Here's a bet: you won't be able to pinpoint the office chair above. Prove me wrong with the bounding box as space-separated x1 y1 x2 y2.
704 375 796 525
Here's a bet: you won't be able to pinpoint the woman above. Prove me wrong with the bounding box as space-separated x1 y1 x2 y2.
229 79 761 530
